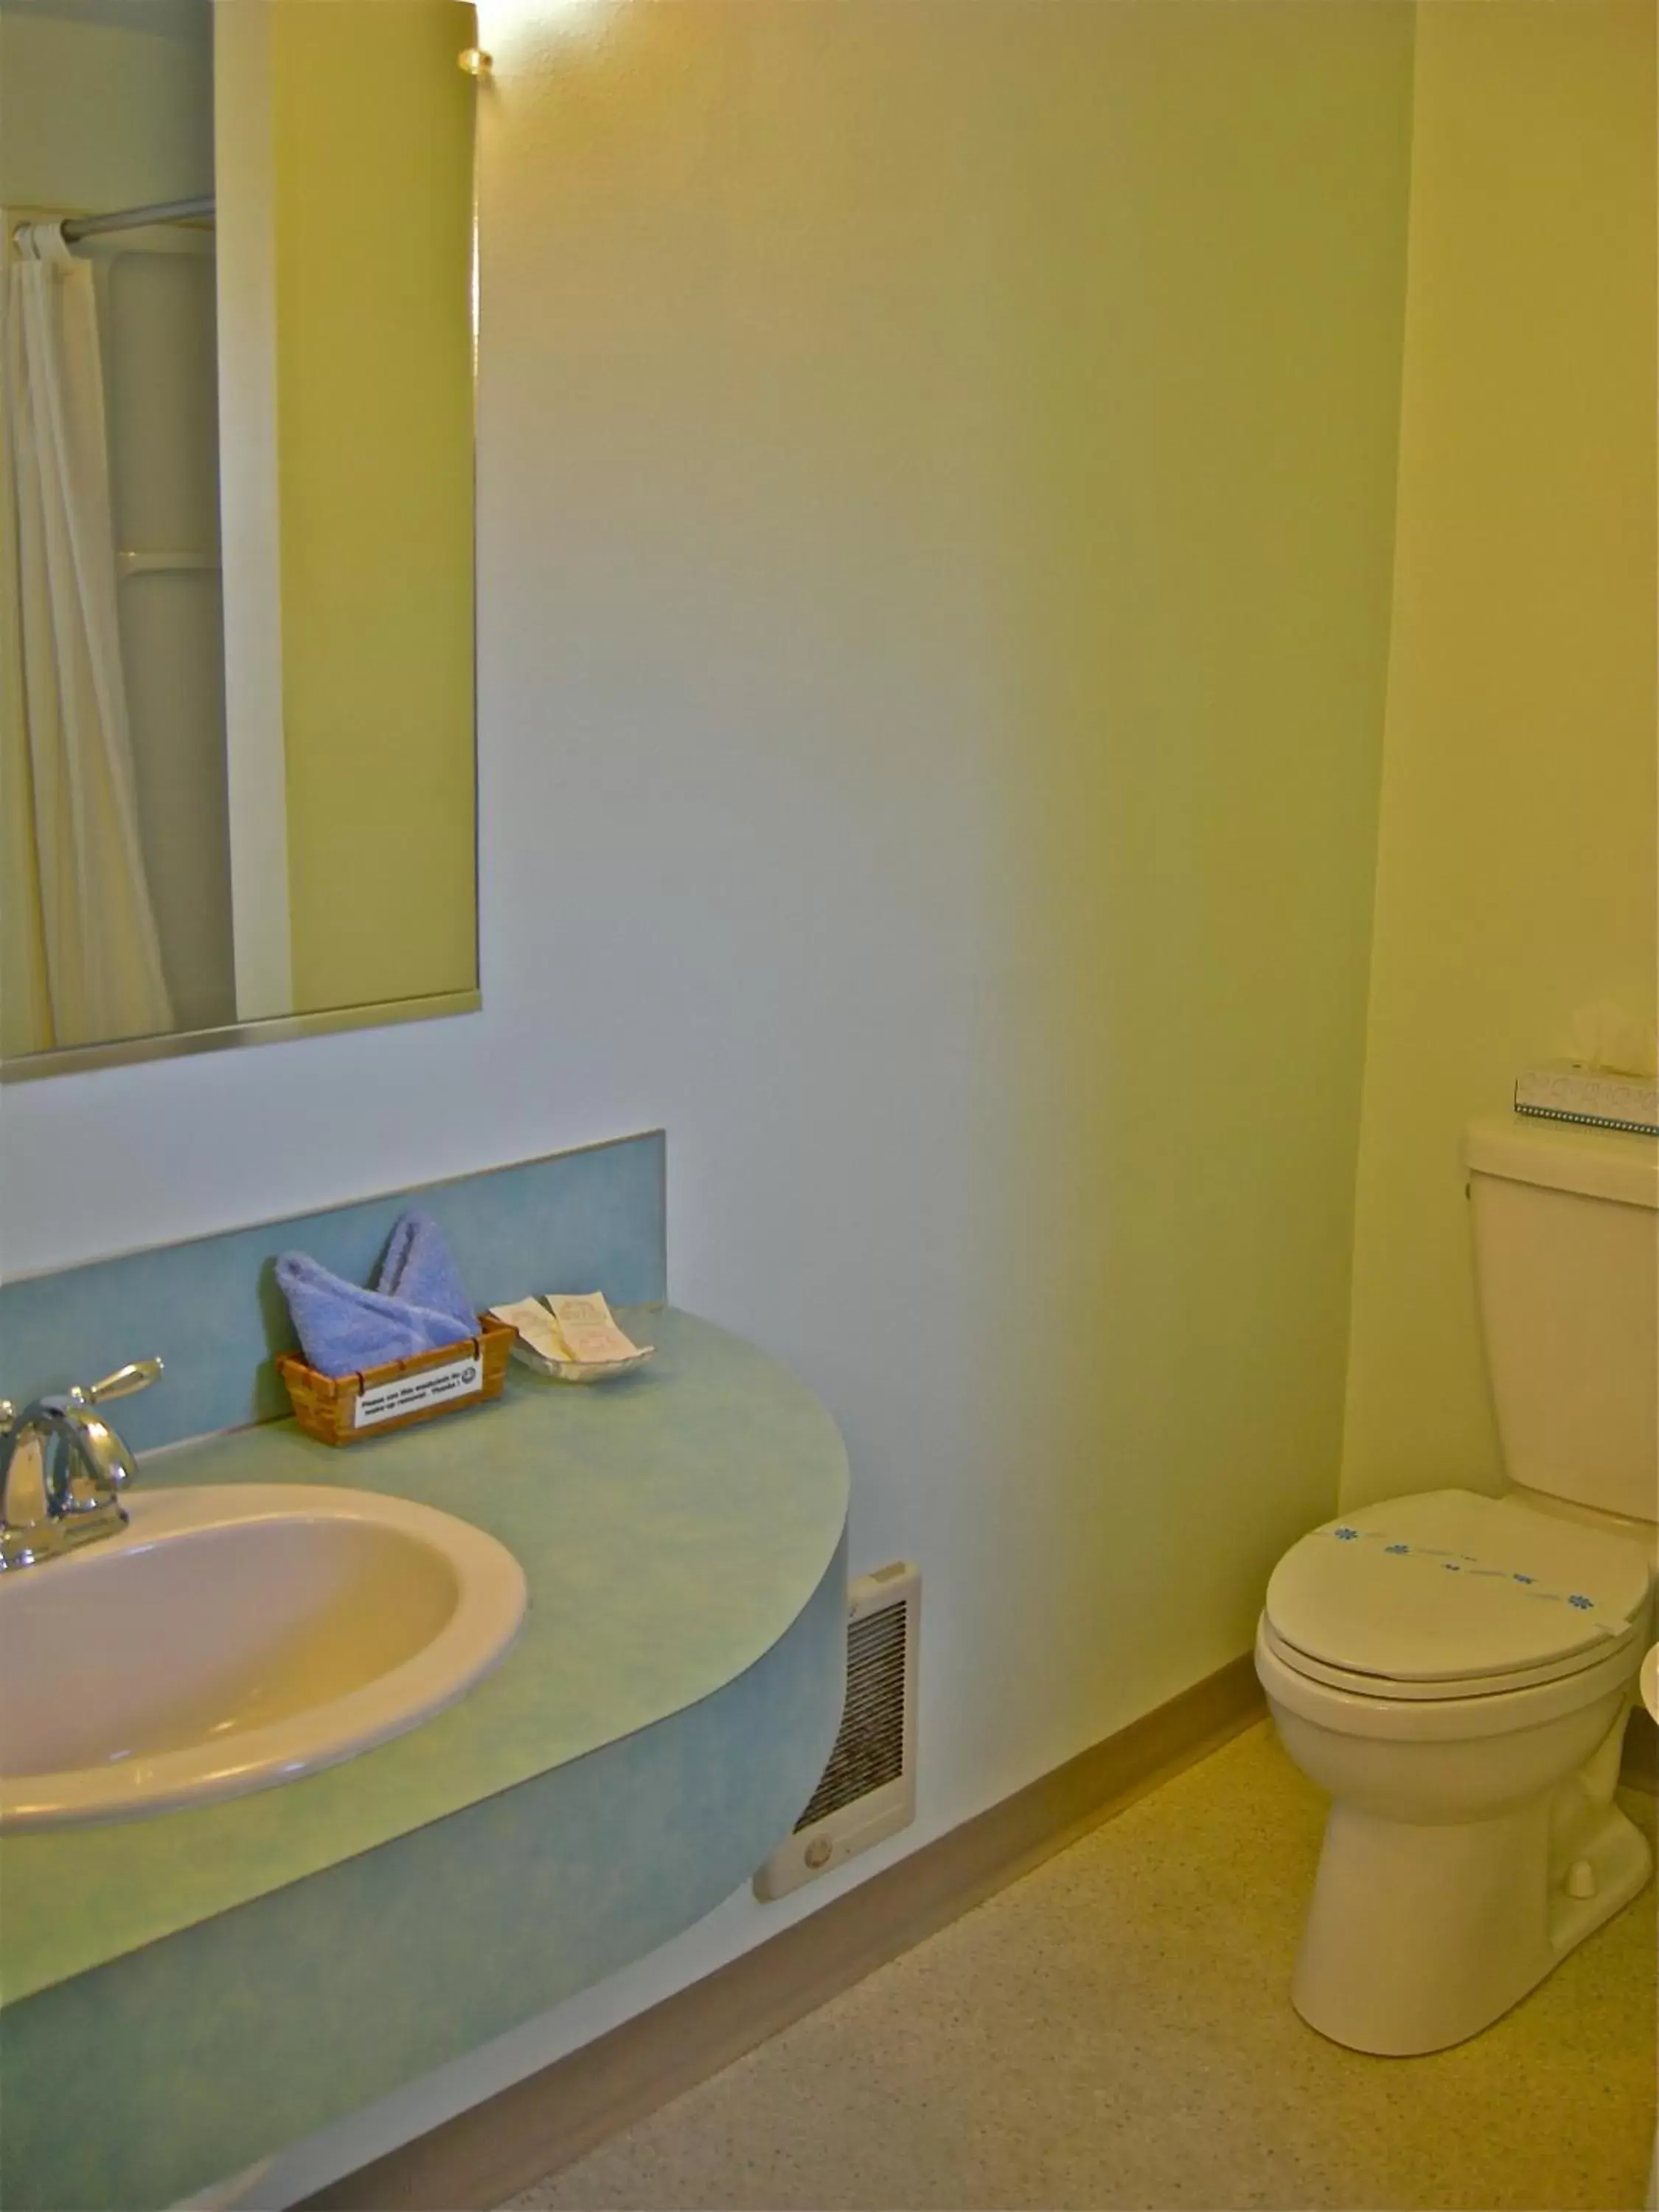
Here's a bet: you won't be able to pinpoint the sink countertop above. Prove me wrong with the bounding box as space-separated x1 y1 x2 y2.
0 1308 849 2007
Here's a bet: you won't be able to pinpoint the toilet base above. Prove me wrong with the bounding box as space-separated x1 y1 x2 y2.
1292 1786 1652 2055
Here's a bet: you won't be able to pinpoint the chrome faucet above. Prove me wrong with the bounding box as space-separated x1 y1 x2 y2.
0 1357 164 1573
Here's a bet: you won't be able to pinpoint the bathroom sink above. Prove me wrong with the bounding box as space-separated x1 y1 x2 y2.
0 1485 526 1831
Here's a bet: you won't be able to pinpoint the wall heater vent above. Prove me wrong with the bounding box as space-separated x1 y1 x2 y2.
753 1561 919 1901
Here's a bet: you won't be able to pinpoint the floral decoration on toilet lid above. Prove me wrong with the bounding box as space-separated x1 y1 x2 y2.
1265 1489 1652 1684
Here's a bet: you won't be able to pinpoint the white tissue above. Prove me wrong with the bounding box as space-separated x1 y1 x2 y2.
1568 1001 1658 1079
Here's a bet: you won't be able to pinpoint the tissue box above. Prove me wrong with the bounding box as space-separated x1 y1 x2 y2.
276 1315 515 1446
1514 1062 1659 1138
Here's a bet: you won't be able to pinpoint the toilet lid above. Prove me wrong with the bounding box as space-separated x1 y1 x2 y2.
1265 1491 1652 1688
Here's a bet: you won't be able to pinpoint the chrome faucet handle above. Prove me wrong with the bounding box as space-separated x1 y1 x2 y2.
76 1357 164 1408
0 1358 160 1571
51 1359 159 1499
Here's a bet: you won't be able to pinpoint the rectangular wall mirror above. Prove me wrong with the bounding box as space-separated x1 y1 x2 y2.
0 0 479 1079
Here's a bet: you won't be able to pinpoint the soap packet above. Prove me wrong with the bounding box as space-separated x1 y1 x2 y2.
488 1291 654 1383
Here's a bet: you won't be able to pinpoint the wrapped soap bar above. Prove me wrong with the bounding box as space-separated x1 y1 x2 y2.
488 1297 568 1363
487 1292 654 1383
545 1293 644 1364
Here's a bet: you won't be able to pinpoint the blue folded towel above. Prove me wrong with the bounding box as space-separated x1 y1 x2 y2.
376 1211 476 1335
276 1212 476 1380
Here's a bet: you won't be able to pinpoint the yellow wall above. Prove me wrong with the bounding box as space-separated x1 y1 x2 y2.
975 0 1419 1731
1340 1 1658 1509
273 0 477 1013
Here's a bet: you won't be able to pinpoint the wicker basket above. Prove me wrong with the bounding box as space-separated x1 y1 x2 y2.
276 1315 515 1446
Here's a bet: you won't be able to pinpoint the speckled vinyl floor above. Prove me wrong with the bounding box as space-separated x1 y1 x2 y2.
504 1724 1658 2212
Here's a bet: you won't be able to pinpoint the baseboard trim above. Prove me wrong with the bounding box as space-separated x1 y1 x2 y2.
301 1652 1264 2212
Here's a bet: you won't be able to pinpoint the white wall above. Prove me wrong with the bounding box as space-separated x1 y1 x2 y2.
0 3 1416 2197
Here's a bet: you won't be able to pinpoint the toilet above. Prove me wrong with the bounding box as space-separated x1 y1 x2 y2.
1258 1112 1658 2056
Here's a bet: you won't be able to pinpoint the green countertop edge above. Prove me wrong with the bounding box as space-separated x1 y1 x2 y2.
0 1309 851 2005
1 1535 849 2212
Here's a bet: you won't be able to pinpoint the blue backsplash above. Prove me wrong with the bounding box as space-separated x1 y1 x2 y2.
0 1133 667 1452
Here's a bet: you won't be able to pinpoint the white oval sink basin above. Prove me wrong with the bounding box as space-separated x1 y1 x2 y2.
0 1485 526 1830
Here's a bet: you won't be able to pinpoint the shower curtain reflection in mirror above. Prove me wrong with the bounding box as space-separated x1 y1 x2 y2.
1 220 181 1054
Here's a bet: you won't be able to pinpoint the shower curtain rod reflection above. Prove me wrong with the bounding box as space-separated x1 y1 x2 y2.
59 195 215 245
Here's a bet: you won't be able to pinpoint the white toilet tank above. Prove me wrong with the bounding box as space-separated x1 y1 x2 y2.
1465 1113 1658 1525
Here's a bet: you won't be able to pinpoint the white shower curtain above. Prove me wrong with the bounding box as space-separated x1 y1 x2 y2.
1 220 173 1051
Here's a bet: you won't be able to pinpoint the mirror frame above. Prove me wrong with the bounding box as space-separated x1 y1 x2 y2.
0 0 481 1085
0 978 481 1082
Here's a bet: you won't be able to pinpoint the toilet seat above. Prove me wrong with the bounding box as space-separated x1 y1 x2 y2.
1256 1608 1644 1742
1258 1612 1642 1701
1265 1488 1651 1702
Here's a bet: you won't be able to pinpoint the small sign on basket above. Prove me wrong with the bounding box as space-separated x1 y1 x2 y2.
353 1352 483 1429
